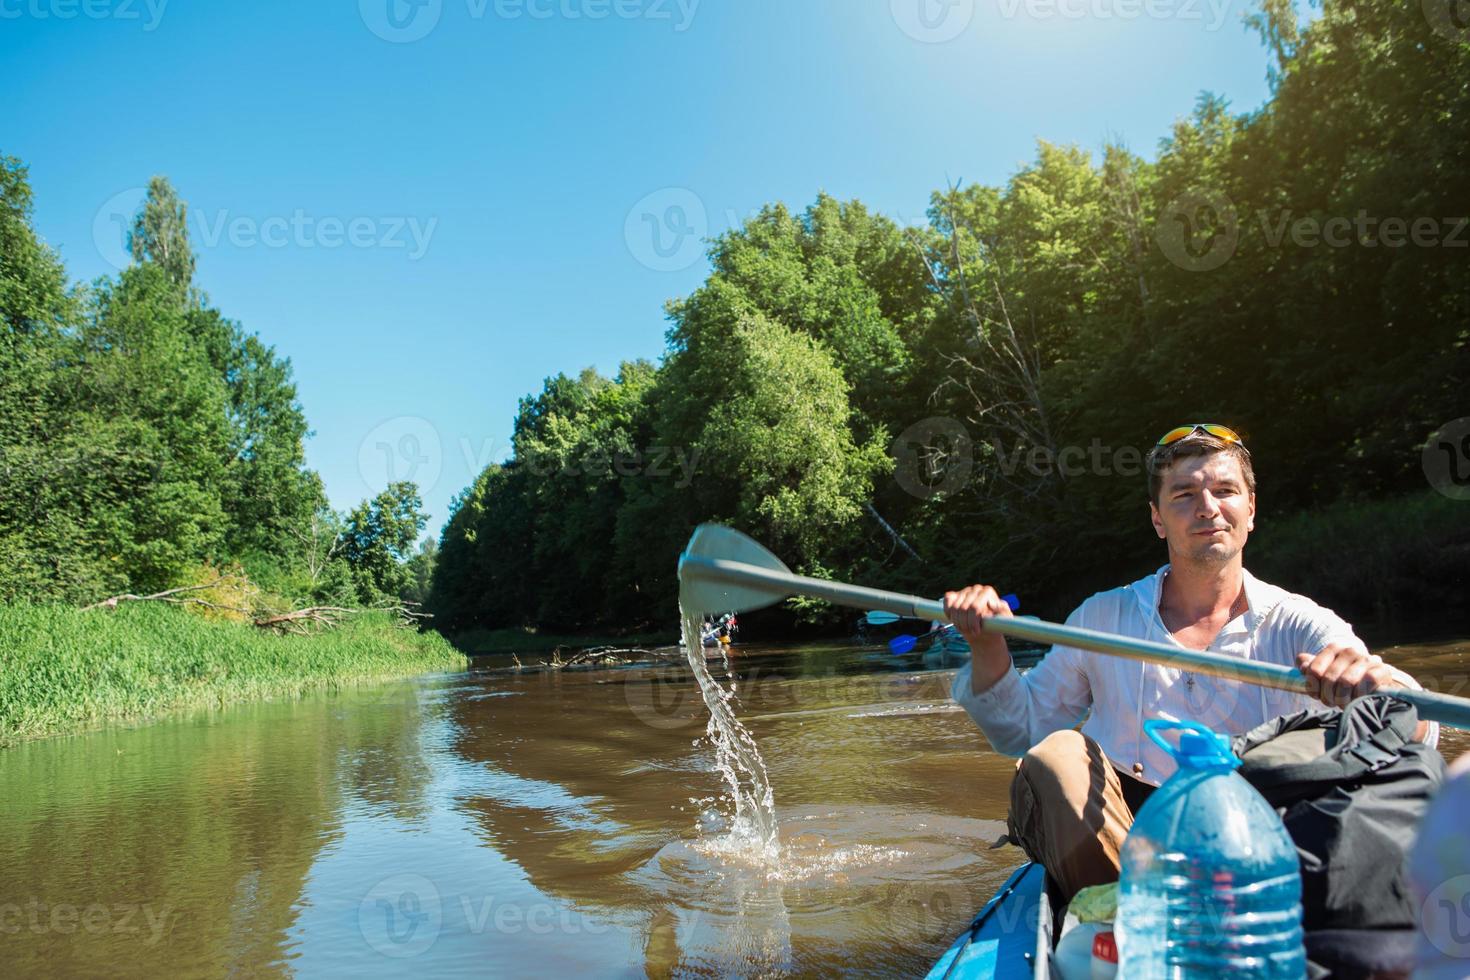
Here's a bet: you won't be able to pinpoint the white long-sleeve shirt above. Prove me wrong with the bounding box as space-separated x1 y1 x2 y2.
951 564 1437 785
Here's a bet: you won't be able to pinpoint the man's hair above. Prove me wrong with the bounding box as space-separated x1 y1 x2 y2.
1146 432 1256 505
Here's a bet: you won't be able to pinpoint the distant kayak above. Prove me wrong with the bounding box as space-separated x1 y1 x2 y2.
699 612 738 647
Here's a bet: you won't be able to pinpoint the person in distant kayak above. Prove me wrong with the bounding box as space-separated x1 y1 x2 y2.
943 424 1437 903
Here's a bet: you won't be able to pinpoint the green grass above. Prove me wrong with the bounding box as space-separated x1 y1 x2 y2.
0 603 468 746
444 625 678 657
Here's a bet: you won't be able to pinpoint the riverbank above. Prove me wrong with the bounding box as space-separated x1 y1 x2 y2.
0 604 468 746
445 626 679 658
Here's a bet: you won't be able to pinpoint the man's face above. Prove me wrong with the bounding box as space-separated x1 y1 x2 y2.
1149 452 1256 566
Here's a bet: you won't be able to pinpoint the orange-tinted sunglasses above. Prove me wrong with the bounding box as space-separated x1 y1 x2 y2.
1156 423 1246 448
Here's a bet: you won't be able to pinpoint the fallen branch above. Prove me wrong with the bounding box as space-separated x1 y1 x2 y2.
537 645 683 670
83 576 255 616
252 606 357 635
371 599 433 630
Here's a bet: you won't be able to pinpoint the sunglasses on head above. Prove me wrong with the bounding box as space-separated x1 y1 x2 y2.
1156 424 1246 448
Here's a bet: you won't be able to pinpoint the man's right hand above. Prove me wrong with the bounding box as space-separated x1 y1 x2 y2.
944 585 1014 694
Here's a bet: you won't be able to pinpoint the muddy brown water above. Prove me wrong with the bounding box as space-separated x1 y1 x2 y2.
2 636 1466 977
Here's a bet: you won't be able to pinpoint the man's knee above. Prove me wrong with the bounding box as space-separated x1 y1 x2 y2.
1018 729 1091 783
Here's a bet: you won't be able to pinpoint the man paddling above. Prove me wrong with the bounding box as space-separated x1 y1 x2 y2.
943 424 1437 902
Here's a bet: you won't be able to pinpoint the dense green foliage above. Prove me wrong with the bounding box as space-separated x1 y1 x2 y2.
0 603 465 746
431 0 1470 632
0 161 427 610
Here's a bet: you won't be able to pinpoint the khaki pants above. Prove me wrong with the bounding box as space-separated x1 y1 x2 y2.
1006 730 1152 905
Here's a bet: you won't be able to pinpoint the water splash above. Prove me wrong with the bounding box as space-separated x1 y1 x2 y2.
680 609 779 857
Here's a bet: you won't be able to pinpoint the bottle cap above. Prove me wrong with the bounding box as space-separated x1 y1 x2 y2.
1092 930 1118 963
1144 719 1242 770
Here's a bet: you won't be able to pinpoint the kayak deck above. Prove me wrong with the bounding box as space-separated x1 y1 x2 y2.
926 863 1053 979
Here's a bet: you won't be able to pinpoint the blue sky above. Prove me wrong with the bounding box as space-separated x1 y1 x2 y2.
3 0 1279 537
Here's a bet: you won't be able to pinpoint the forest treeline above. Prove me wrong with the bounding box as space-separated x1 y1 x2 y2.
0 171 435 612
429 0 1469 634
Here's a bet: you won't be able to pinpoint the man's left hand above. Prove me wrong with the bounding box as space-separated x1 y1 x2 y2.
1295 643 1397 708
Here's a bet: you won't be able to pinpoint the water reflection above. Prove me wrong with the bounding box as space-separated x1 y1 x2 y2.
1 637 1466 977
446 647 1021 975
0 684 438 977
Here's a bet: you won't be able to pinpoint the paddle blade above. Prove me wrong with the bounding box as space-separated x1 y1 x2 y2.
889 634 920 655
866 610 901 625
678 523 794 615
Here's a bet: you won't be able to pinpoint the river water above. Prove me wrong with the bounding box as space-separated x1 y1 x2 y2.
2 635 1467 978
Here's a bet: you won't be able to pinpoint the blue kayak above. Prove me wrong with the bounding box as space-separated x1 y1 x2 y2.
926 863 1053 979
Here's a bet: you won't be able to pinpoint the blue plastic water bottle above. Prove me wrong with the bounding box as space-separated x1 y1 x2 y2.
1115 720 1305 978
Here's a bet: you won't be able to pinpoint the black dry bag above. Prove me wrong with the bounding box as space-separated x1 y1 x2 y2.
1231 693 1446 978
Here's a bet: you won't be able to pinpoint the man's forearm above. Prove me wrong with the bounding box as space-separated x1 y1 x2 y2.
970 636 1013 696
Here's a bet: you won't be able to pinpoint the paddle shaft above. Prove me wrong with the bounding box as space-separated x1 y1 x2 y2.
681 554 1470 729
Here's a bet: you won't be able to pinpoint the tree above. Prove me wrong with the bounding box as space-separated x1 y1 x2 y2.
401 538 437 608
338 482 428 604
129 175 195 295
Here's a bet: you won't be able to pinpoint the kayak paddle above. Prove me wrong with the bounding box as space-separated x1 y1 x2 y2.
678 523 1470 730
870 593 1019 630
